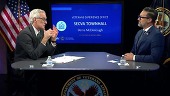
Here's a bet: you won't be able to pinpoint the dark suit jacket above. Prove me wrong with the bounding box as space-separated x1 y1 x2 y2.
131 26 165 64
14 24 56 62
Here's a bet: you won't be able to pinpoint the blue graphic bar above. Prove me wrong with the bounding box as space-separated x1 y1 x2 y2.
52 7 72 11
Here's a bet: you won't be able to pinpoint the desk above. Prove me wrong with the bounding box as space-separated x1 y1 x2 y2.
11 52 160 96
12 52 159 71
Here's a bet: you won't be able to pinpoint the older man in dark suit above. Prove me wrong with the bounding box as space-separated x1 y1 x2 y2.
12 9 59 96
14 9 58 62
124 7 165 64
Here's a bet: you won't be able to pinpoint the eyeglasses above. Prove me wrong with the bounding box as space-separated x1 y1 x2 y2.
138 15 149 19
36 17 47 22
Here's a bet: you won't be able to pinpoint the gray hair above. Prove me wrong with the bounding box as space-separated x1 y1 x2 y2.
29 9 46 24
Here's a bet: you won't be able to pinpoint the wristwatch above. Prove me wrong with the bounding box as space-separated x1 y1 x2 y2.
51 41 56 43
51 41 56 47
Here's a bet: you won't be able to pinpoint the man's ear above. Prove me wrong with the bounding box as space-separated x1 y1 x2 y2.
147 18 152 23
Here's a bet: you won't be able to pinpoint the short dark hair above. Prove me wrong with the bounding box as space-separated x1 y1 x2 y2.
143 7 158 23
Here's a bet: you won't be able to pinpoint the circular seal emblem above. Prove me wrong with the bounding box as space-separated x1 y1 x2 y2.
56 21 67 31
61 74 109 96
155 7 170 36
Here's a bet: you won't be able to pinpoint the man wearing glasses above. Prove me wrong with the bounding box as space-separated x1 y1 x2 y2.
124 7 164 64
12 9 59 96
14 9 58 62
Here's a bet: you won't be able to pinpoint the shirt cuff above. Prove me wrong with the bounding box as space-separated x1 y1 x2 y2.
133 55 135 61
51 42 56 47
41 42 46 46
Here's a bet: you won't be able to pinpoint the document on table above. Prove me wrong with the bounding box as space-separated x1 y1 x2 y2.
52 56 85 63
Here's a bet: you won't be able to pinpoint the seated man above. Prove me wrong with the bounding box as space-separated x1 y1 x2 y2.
14 9 58 62
12 9 59 96
124 7 165 64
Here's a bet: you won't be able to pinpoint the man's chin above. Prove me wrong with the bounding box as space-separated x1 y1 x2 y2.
41 27 45 30
138 24 142 28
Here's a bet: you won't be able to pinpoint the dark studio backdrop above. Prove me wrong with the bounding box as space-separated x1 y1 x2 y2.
0 0 154 75
26 0 153 56
0 1 163 96
2 0 154 75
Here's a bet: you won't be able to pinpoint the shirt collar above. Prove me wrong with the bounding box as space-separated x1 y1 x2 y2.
143 25 152 32
32 25 40 36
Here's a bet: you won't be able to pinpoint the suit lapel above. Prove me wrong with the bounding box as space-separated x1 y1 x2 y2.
138 26 152 47
29 25 40 45
135 26 154 54
136 30 150 54
135 30 143 53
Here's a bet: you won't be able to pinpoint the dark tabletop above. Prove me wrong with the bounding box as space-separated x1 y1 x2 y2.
11 52 159 71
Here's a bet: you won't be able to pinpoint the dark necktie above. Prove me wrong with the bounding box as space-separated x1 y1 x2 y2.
136 30 146 51
37 32 41 43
